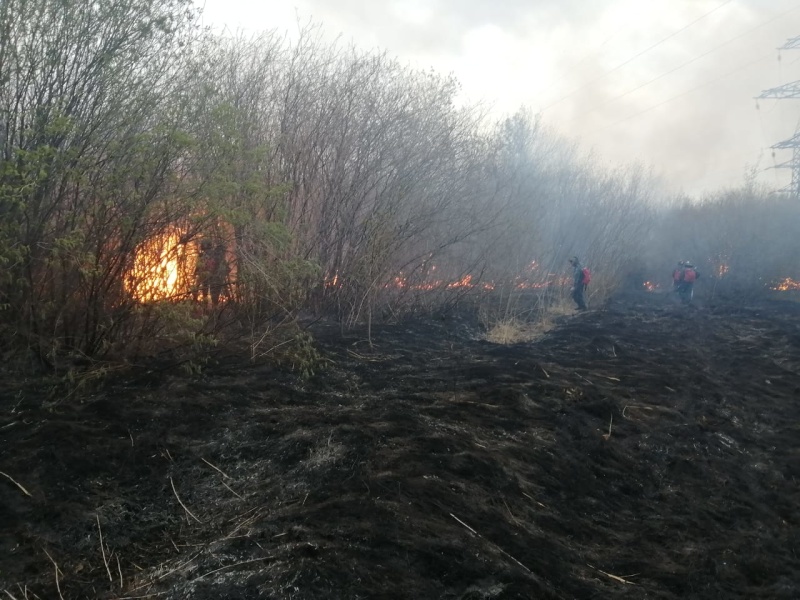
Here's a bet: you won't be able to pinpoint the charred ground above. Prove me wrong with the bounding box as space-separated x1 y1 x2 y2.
1 292 799 599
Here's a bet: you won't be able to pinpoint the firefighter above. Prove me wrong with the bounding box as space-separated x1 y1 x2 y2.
675 261 699 304
672 261 685 292
568 256 590 311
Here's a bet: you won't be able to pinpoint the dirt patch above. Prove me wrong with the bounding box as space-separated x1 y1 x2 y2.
2 292 799 599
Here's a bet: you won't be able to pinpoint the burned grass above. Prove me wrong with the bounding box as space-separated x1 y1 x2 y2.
1 293 799 599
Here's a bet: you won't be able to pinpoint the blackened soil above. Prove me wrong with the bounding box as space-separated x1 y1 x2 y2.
1 293 799 599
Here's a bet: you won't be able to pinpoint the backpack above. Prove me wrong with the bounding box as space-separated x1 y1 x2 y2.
683 268 696 283
581 267 592 286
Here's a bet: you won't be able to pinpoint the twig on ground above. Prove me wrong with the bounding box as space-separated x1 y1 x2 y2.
220 480 243 499
449 512 477 535
191 556 274 581
596 373 621 382
115 591 170 599
4 590 19 599
200 457 231 479
42 549 64 600
169 477 201 523
116 554 124 589
96 514 113 583
0 471 32 497
127 552 202 593
601 413 613 441
502 498 517 522
449 513 532 574
521 491 547 508
539 365 550 379
622 405 653 418
15 584 37 600
224 507 266 539
588 564 637 585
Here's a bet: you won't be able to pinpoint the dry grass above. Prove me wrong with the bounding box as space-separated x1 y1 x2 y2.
484 298 576 345
485 318 549 344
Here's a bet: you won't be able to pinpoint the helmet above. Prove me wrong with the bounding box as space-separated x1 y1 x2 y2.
677 261 685 266
569 256 579 265
684 262 694 268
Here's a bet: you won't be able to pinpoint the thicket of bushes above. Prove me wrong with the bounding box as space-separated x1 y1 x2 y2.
1 0 796 374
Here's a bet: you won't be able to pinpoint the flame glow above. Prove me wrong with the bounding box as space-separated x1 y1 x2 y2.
771 278 800 291
125 228 195 302
643 281 659 292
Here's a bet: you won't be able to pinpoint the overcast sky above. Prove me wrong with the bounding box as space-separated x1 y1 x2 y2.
200 0 800 197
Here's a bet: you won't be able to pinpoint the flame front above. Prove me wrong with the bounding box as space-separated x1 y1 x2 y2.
125 228 195 302
772 278 800 291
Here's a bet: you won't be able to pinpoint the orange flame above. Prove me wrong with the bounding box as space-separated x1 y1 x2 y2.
643 281 659 292
771 278 800 291
125 228 195 302
447 275 473 289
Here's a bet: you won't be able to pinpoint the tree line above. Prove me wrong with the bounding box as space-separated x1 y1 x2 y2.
1 0 796 371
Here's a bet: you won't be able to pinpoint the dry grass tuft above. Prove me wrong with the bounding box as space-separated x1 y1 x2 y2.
485 318 548 344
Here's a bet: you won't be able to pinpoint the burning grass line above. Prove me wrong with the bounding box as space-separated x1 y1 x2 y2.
169 477 202 523
0 471 32 497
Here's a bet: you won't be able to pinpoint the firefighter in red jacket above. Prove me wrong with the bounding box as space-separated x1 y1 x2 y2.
674 261 699 303
568 256 589 311
672 261 685 291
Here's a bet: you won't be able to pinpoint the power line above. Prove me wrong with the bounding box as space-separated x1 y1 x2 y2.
575 3 800 121
539 0 735 112
585 49 776 137
534 33 620 103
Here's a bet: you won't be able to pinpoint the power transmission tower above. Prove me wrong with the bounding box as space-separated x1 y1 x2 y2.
757 36 800 198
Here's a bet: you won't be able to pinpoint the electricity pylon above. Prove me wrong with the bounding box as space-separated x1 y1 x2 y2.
757 36 800 198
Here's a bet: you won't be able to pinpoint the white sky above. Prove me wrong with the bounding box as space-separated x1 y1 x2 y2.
199 0 800 197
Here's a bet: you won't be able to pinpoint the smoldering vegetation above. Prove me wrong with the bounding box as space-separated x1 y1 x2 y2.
0 0 797 370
